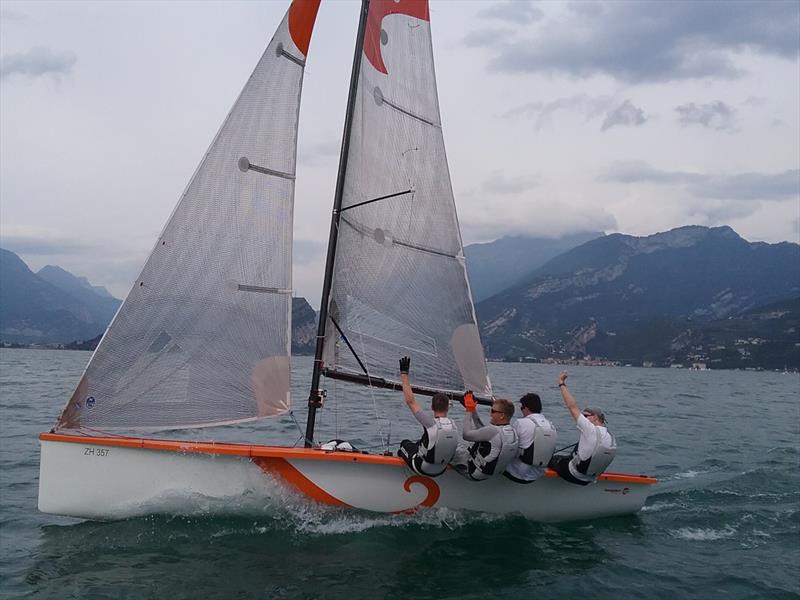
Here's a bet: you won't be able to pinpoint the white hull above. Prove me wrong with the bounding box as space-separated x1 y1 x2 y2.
38 433 655 523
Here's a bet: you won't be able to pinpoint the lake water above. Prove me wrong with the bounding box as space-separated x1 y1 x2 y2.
1 348 798 599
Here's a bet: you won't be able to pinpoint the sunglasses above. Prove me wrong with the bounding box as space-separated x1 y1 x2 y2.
490 408 503 414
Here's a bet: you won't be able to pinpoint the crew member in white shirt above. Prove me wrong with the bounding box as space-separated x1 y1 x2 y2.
548 371 616 485
504 393 557 484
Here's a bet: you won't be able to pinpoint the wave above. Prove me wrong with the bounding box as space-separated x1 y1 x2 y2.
90 472 512 537
671 525 737 541
641 501 683 513
671 469 707 480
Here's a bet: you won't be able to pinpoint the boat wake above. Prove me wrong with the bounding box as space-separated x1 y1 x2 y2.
86 469 509 535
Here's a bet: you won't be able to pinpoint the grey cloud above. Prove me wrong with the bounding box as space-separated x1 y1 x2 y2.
603 161 704 185
675 101 735 130
698 170 799 201
504 94 611 130
479 1 799 82
601 100 646 131
566 2 605 18
477 1 544 25
482 170 539 194
1 46 77 79
463 27 514 48
604 162 799 202
690 200 762 223
0 234 100 256
742 96 767 107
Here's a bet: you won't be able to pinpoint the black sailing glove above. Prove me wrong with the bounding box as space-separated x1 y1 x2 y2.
399 356 411 374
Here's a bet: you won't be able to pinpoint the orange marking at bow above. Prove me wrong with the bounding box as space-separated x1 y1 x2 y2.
254 456 351 507
288 0 321 57
364 0 429 75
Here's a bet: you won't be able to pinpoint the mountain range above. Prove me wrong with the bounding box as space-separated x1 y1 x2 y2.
476 226 800 367
0 249 121 344
3 225 798 368
464 231 603 302
0 248 320 351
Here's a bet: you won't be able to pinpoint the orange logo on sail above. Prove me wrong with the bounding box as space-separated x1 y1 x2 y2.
364 0 430 74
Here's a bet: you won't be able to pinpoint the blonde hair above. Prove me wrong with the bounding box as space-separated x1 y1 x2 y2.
493 399 515 419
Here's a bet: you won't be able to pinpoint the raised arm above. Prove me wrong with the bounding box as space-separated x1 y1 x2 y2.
558 370 582 422
399 356 421 414
462 392 492 442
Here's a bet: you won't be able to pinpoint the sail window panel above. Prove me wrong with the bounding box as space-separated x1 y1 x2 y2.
57 9 304 431
327 213 486 395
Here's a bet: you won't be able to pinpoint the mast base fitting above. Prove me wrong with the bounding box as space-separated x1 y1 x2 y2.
307 389 326 408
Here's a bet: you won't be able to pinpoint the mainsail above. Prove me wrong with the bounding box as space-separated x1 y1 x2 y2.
321 0 491 398
56 0 321 431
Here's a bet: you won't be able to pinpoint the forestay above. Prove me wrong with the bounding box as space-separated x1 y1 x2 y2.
56 0 321 431
322 0 491 398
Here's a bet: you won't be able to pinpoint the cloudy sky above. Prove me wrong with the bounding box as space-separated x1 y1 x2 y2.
2 0 798 305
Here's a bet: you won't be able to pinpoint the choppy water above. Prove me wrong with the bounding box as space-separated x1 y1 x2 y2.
1 348 798 599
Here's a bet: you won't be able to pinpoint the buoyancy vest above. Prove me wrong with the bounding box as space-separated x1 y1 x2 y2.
468 424 519 480
570 427 616 478
519 414 557 467
414 417 457 476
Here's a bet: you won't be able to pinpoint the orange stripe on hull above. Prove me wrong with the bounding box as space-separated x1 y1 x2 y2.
39 432 658 485
254 456 351 507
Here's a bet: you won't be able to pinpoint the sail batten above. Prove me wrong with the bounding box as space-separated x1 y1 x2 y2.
56 0 321 432
321 0 492 399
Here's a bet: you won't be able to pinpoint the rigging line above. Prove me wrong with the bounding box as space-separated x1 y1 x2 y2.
329 316 369 375
555 442 578 454
333 374 339 440
288 411 315 448
339 215 459 260
339 188 414 213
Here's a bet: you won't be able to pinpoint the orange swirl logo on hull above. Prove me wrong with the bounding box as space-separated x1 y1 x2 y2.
364 0 430 74
256 457 442 513
395 475 441 514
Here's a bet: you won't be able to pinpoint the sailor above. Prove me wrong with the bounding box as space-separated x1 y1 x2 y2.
397 356 458 477
503 393 557 484
452 393 519 481
548 371 616 485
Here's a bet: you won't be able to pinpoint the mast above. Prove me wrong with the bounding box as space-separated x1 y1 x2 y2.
305 0 371 447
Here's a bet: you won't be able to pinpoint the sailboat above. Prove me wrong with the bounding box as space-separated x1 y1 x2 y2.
38 0 656 523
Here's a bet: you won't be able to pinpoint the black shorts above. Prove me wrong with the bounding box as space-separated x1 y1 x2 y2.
398 439 446 477
548 454 591 486
398 439 419 469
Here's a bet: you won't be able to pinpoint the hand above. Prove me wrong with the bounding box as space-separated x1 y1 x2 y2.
559 370 568 386
463 391 476 413
399 356 411 374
